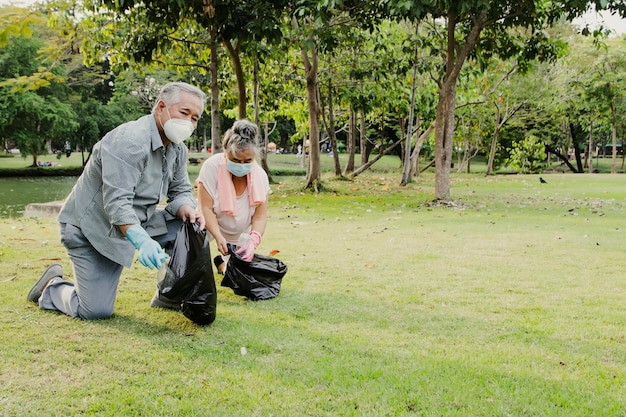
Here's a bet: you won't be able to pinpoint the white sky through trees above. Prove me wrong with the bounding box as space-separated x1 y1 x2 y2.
573 9 626 35
0 0 623 35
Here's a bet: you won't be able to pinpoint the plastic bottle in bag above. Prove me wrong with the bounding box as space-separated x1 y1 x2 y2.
237 232 250 248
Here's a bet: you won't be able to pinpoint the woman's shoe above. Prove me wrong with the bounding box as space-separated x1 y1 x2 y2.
213 256 225 274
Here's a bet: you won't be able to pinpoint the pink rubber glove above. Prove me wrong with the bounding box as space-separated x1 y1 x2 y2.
235 231 261 262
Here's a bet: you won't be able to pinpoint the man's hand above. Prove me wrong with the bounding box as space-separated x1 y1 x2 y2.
178 205 205 230
125 224 168 270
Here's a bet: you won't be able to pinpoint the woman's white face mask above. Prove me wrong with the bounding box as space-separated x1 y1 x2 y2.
161 106 195 144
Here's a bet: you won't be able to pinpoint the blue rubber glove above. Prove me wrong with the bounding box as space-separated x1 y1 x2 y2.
126 224 168 270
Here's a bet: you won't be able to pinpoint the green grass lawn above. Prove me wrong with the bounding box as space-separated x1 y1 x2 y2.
1 172 625 416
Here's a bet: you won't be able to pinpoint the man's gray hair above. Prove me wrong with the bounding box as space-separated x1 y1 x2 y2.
151 82 207 114
222 119 260 155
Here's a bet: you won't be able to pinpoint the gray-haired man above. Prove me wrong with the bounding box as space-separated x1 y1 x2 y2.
27 81 206 320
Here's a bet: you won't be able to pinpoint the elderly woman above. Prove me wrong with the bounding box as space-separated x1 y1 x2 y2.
197 119 270 272
150 119 270 309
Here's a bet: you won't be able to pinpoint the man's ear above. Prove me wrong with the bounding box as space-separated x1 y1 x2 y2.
156 100 167 113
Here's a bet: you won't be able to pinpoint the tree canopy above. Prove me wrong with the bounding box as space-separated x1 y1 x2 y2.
0 0 624 196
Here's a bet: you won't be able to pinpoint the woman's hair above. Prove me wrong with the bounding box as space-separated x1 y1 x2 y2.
151 82 207 114
222 119 260 155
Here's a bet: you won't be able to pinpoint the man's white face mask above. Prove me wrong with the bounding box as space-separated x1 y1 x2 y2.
161 106 195 144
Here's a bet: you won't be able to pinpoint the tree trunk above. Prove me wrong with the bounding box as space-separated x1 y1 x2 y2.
344 105 356 175
486 103 501 176
80 136 86 167
434 10 485 201
409 123 434 178
209 26 220 152
253 57 272 181
321 69 342 176
223 39 247 120
300 136 306 168
301 41 321 190
610 101 617 174
421 159 435 173
352 138 403 178
569 123 584 173
545 145 578 172
359 108 367 166
621 140 625 170
401 24 420 186
585 120 593 174
433 13 457 201
262 122 273 183
253 57 260 128
434 81 456 200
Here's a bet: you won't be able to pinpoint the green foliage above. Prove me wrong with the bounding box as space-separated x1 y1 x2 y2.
0 6 166 165
507 134 546 173
0 27 78 165
0 6 45 46
3 0 626 183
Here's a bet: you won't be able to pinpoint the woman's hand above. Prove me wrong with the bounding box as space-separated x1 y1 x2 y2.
235 231 261 261
215 236 228 256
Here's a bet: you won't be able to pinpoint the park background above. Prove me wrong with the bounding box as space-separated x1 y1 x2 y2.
1 0 626 199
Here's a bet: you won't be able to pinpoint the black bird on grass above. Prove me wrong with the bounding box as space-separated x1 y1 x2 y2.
539 177 547 184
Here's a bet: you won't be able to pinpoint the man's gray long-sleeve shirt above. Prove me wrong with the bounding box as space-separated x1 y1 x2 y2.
58 114 196 267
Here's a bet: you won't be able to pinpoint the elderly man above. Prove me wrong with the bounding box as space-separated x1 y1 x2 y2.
27 81 206 320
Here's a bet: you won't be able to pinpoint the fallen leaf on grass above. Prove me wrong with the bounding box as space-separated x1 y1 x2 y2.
269 249 280 256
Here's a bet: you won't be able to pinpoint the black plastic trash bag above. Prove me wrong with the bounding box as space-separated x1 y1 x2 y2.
221 243 288 301
157 221 217 325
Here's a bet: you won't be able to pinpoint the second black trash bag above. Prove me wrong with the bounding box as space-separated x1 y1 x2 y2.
221 243 288 301
157 221 217 325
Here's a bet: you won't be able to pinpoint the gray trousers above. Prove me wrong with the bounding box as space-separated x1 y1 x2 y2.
39 219 182 320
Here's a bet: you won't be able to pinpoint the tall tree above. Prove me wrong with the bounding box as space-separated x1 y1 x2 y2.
287 1 387 189
577 39 626 173
76 0 287 149
0 13 78 166
0 5 46 47
387 0 622 200
290 14 324 189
